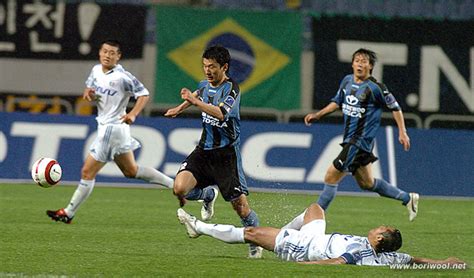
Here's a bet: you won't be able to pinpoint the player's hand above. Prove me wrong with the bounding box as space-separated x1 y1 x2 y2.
164 107 181 118
82 88 95 101
180 88 198 105
443 257 465 265
304 113 319 126
399 131 410 151
120 113 136 125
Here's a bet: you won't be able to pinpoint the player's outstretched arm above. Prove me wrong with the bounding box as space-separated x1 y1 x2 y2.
164 88 197 118
180 87 224 121
411 257 466 267
299 257 346 265
304 102 339 126
164 101 191 118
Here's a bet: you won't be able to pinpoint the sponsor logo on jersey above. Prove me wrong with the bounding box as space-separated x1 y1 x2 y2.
384 94 396 105
95 86 118 96
358 92 368 101
342 103 366 118
133 79 141 87
202 112 228 128
224 95 235 107
220 95 235 113
345 95 359 105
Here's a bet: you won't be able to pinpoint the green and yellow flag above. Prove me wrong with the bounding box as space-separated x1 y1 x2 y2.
155 6 301 110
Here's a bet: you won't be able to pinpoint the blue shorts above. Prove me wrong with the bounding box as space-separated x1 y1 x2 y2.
333 143 378 174
177 145 248 201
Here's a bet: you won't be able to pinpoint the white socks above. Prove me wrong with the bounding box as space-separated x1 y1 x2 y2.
281 209 307 230
64 179 95 217
136 166 173 188
195 221 245 243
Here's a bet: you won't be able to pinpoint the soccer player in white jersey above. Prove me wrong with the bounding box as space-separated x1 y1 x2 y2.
46 40 173 224
176 204 465 267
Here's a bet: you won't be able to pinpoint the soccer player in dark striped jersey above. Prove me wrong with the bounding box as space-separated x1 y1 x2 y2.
304 48 419 221
165 45 262 258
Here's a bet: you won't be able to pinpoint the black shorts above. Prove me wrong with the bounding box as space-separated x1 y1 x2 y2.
177 146 249 201
333 143 378 174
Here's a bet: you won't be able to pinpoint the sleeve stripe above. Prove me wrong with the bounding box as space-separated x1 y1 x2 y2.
340 253 356 264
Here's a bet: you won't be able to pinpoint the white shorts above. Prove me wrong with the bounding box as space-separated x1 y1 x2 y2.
274 219 326 262
89 123 140 162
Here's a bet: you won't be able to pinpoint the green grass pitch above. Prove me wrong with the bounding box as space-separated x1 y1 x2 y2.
0 183 472 277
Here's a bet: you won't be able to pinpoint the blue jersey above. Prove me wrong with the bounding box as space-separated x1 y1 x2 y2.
331 74 400 152
195 78 241 150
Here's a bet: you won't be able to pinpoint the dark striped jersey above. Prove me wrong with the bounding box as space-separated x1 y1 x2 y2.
331 74 401 152
195 78 241 150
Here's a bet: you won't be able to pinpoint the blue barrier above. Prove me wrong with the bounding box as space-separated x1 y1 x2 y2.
0 112 472 197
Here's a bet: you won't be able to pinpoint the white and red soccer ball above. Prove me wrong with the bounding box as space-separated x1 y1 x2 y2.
31 158 62 188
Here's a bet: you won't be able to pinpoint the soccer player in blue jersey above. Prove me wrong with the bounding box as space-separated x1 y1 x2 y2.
164 45 262 258
176 204 465 268
304 48 419 221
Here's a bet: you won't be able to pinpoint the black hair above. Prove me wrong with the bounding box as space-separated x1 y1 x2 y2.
202 45 231 72
378 228 403 252
100 39 121 53
352 48 377 73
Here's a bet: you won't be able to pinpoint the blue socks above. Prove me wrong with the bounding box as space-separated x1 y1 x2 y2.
185 187 215 202
240 210 259 227
240 210 260 254
316 179 410 210
317 184 338 210
371 179 410 205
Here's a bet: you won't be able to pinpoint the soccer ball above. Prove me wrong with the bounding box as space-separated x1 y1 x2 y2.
31 158 62 188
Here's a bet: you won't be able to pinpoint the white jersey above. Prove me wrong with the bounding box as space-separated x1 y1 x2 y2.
274 220 413 266
313 233 413 266
85 64 149 125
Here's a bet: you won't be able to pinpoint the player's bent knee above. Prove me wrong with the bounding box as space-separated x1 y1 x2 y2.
357 181 373 190
172 180 188 196
324 173 340 185
172 185 183 196
308 203 323 213
81 168 95 180
123 170 136 179
307 203 325 219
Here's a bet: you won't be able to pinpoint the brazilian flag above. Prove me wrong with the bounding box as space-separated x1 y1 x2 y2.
155 6 301 110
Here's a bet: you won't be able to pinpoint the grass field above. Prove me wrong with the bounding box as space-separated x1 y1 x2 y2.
1 183 472 277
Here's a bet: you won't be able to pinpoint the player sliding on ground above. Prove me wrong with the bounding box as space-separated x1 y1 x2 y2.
177 204 465 267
